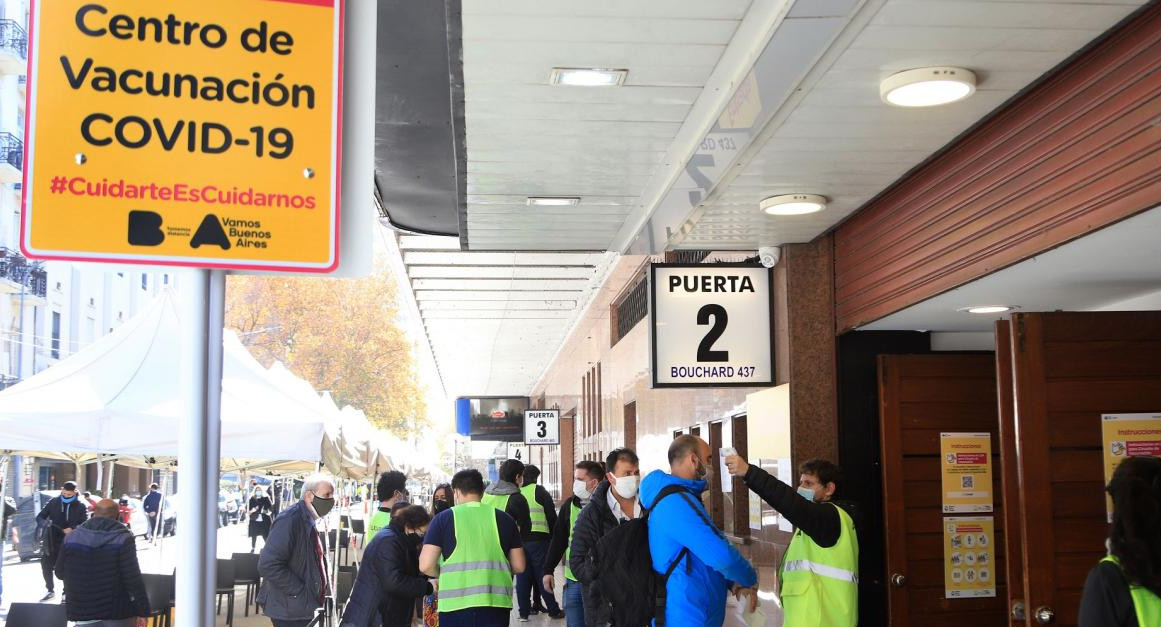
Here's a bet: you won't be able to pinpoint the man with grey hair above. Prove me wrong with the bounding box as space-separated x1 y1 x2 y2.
258 474 335 627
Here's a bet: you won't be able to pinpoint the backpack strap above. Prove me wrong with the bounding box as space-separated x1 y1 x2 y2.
647 483 720 575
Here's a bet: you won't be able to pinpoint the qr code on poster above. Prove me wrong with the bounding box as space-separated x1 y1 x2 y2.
962 475 975 489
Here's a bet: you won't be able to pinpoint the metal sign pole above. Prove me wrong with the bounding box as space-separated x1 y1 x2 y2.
177 268 226 627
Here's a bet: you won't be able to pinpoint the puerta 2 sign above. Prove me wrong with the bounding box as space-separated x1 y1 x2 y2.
650 263 774 388
21 0 343 272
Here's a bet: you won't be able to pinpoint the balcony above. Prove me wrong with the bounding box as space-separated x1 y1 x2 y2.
0 20 26 75
0 247 46 299
0 133 21 183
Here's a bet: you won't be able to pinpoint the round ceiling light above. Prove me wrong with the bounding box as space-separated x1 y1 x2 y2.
958 305 1013 315
881 67 977 107
760 194 828 216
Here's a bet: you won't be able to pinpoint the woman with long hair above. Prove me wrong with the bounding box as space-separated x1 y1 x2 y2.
431 483 452 517
1079 456 1161 626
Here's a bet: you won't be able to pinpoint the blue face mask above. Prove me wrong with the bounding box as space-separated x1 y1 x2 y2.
60 495 77 503
796 486 816 502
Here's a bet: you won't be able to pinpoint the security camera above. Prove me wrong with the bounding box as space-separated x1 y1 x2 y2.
758 246 781 268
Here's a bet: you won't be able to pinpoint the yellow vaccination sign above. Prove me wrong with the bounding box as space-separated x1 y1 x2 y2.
1101 413 1161 522
943 516 996 599
940 432 993 513
22 0 343 272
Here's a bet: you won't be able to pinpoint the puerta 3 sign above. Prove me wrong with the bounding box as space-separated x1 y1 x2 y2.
22 0 343 272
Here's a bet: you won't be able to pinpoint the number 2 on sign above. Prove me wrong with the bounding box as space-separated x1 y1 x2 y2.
697 304 729 362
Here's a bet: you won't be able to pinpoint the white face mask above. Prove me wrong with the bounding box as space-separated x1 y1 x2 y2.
573 479 592 501
614 475 639 499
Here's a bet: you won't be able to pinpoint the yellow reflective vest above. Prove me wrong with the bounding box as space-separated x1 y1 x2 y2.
1102 555 1161 627
779 502 858 627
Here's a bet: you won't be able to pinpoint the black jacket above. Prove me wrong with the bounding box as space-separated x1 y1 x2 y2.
258 500 327 621
55 516 150 621
569 480 634 627
339 520 433 627
742 465 859 547
36 496 88 557
485 480 532 539
142 490 162 515
543 497 584 575
1079 561 1142 627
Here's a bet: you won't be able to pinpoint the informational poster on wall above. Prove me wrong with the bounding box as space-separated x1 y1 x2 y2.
943 516 996 599
940 432 993 513
1101 412 1161 522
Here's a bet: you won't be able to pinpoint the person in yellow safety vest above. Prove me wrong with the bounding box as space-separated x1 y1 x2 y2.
481 459 533 540
542 460 604 627
516 465 564 620
725 455 859 627
420 468 526 627
1079 456 1161 627
367 470 409 542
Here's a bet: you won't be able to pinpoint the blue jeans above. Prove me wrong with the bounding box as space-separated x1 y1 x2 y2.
563 579 585 627
516 539 560 616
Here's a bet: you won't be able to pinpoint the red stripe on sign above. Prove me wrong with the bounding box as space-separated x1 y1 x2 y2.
259 0 335 6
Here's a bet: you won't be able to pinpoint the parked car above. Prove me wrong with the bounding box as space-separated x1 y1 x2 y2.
117 496 151 538
228 491 246 524
218 492 236 527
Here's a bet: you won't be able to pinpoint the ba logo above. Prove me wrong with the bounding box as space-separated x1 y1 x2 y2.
127 210 164 246
191 214 231 250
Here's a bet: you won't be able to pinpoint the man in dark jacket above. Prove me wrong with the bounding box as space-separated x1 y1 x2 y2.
55 498 150 626
36 480 88 601
516 464 563 620
142 483 161 540
339 504 433 627
569 448 641 626
543 460 604 627
258 474 335 627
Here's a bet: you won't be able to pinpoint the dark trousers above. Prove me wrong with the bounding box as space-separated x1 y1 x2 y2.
269 619 311 627
41 550 57 592
516 539 560 616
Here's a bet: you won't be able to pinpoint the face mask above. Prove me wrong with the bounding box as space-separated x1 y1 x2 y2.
573 480 592 501
60 495 77 503
310 495 335 518
615 475 639 499
796 486 816 502
433 499 451 514
407 532 424 544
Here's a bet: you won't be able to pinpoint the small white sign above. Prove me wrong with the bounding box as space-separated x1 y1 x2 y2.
524 410 561 445
506 442 530 463
650 264 774 388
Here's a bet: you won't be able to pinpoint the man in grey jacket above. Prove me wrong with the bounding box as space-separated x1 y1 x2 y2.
258 474 335 627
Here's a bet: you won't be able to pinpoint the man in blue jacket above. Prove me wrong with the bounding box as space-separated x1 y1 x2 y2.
641 435 758 627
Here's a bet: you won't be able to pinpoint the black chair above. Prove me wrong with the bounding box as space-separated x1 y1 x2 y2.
340 514 350 529
334 567 356 619
142 573 175 627
215 558 236 627
350 518 365 550
5 603 67 627
231 552 261 617
327 528 351 566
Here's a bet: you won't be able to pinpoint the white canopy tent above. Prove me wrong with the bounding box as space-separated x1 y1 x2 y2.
0 289 332 465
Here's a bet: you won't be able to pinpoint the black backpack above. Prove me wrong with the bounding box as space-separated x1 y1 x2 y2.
593 484 712 627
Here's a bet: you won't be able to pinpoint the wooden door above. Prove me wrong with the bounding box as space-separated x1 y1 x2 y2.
731 415 750 538
880 354 1007 627
995 322 1025 624
709 421 725 528
1006 311 1161 626
625 401 637 451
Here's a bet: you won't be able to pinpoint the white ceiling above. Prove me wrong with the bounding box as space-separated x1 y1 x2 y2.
860 207 1161 332
673 0 1147 249
395 234 615 396
460 0 755 250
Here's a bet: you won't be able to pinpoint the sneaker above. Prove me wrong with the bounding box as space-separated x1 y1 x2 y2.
517 617 530 623
548 610 566 619
532 605 546 614
40 592 55 602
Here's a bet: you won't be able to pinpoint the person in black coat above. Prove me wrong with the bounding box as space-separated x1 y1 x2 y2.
258 474 335 627
248 487 274 551
568 448 642 627
35 480 88 601
339 505 434 627
142 483 162 540
54 499 151 624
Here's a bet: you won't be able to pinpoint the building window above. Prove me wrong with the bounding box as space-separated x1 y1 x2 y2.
611 272 648 346
50 311 60 359
141 275 148 290
163 274 169 285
